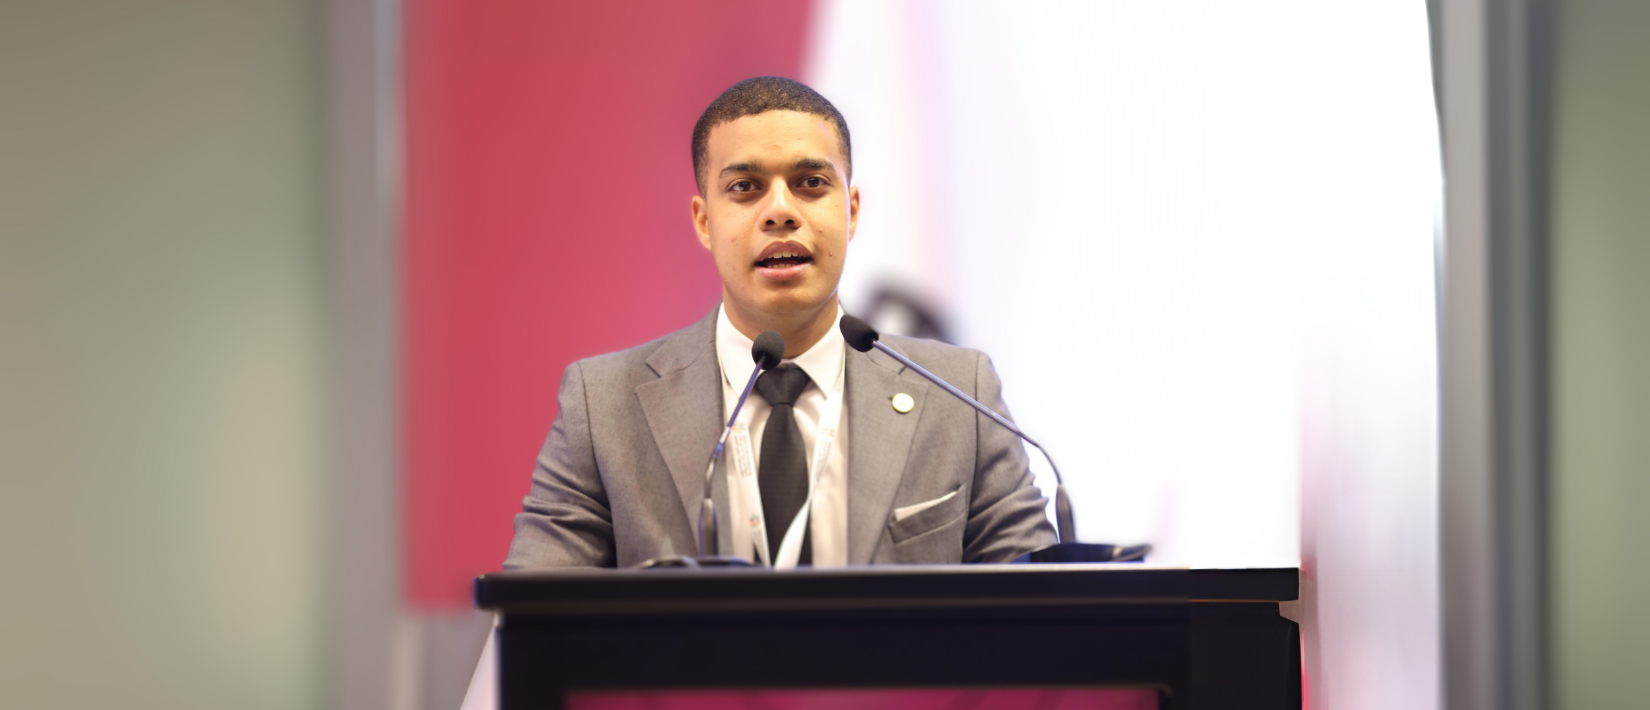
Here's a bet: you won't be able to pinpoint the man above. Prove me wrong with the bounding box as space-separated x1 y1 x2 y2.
503 77 1055 569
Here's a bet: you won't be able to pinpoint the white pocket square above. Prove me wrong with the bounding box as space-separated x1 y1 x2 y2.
892 489 959 522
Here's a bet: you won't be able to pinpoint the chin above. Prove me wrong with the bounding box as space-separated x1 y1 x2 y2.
749 288 830 316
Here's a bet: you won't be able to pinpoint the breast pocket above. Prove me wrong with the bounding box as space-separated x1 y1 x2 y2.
888 484 968 545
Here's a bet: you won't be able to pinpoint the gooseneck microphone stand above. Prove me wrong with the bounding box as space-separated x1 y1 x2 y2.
637 330 784 569
696 331 784 563
839 315 1147 562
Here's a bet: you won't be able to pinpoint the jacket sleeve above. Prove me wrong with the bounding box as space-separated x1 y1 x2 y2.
503 361 616 568
962 351 1059 562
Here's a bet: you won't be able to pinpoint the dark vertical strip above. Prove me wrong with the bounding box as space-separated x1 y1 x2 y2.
1486 0 1557 708
1443 1 1559 707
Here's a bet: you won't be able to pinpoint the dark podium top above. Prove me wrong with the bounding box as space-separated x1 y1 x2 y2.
476 564 1301 710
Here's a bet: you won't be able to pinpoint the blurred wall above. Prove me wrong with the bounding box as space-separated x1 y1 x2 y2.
0 2 327 709
1549 1 1650 706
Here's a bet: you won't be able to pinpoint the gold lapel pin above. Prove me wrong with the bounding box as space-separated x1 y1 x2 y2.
891 392 915 413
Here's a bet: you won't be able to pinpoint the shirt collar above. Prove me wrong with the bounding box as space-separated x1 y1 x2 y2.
715 303 846 394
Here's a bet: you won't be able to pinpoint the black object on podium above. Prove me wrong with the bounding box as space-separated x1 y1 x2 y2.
474 564 1301 710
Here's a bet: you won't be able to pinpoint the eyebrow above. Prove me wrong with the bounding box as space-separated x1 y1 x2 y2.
718 157 838 180
719 162 764 179
792 157 832 172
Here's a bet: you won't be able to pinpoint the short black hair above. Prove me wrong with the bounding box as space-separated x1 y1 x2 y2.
691 76 852 193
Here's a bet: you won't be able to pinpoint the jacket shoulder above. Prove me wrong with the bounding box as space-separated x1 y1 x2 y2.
573 333 666 374
879 334 986 366
566 313 714 385
876 334 991 386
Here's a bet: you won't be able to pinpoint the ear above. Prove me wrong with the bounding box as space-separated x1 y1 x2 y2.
847 184 860 243
690 194 712 252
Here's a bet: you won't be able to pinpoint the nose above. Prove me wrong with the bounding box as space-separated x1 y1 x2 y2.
758 180 801 231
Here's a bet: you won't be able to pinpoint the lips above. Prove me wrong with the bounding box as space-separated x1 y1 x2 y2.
756 252 812 268
754 242 814 277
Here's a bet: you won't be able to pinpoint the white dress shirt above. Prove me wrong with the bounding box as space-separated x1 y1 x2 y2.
714 304 848 567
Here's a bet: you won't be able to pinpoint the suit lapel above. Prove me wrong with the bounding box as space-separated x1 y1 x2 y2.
635 310 723 535
845 346 929 564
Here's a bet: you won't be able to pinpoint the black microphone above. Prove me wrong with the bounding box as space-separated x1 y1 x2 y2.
693 330 785 563
840 315 1144 563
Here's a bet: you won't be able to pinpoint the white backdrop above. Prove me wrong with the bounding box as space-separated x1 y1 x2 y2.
808 2 1441 707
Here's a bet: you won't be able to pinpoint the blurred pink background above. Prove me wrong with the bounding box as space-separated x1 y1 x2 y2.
402 0 811 610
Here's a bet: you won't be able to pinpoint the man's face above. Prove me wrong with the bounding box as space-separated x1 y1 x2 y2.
692 110 858 324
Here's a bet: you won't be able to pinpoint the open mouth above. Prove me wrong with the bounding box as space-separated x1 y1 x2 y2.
754 243 814 272
755 252 814 269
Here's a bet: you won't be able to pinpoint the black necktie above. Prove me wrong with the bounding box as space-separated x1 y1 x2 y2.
755 363 813 565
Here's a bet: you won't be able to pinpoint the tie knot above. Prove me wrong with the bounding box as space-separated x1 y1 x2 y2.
755 363 811 407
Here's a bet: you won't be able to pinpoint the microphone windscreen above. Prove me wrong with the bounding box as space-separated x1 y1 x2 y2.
839 315 880 353
751 331 785 370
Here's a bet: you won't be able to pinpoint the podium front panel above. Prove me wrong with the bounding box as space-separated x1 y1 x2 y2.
476 564 1300 710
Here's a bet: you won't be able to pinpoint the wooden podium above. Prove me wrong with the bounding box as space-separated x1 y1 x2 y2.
474 564 1300 710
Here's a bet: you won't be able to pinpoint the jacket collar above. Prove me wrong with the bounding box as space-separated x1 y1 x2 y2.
636 308 723 540
644 307 717 378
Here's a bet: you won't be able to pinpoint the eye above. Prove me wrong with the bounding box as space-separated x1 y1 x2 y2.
800 176 828 189
729 180 755 193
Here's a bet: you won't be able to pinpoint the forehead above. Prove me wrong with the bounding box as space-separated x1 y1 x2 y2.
705 110 846 168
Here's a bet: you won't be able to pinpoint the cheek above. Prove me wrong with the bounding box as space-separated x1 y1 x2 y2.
713 236 750 274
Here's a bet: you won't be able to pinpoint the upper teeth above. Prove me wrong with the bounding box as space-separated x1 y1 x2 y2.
770 251 801 259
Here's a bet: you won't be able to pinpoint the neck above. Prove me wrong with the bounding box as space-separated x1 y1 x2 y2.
724 294 839 359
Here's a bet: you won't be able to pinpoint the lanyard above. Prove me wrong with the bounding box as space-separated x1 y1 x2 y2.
726 352 844 568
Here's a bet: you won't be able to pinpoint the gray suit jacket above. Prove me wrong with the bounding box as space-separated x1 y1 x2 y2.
503 309 1056 568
